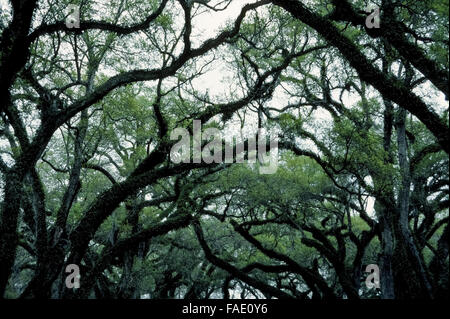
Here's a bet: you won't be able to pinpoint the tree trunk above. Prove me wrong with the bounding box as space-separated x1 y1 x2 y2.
392 107 433 299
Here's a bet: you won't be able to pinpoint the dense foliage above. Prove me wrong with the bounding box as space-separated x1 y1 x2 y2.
0 0 448 299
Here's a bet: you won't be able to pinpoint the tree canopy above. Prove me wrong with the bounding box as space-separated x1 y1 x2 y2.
0 0 448 299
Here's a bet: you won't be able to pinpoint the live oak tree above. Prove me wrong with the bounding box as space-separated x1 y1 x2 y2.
0 0 448 299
